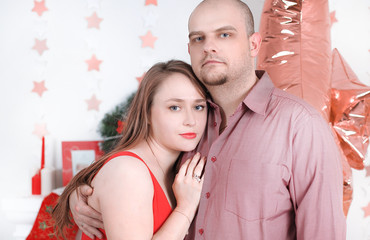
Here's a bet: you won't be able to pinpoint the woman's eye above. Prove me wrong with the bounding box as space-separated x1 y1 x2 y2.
170 106 180 111
220 33 230 38
195 105 205 111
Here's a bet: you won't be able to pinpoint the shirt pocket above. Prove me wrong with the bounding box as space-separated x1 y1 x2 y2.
225 158 282 221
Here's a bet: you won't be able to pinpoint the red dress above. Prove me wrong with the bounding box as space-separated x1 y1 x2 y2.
81 151 172 239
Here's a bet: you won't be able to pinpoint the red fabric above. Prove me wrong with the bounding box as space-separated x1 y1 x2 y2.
27 192 79 239
81 151 172 239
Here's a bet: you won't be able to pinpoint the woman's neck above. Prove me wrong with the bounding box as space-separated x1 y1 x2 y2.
134 139 180 176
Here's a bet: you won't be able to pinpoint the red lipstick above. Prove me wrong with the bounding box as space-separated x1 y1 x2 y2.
180 133 197 139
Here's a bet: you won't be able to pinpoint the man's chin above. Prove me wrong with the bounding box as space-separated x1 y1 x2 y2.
201 75 227 86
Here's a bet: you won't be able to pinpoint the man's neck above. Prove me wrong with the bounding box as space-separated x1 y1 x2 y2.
208 74 257 128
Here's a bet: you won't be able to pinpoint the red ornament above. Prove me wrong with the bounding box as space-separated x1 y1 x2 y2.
116 120 125 134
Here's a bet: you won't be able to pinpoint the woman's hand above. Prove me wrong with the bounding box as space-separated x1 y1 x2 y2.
172 152 206 220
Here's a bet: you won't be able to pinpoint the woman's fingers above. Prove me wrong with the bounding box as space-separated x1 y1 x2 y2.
193 156 206 178
185 152 201 176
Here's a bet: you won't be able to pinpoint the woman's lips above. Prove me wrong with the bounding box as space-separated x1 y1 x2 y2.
180 133 197 139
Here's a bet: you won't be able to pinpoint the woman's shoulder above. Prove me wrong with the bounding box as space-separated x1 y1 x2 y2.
99 152 151 180
90 151 154 213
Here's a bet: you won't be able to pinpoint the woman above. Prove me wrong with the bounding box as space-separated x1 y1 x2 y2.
52 60 208 239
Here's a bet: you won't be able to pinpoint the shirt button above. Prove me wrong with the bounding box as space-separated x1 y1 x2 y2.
199 228 204 235
213 121 217 127
211 156 217 162
206 192 210 199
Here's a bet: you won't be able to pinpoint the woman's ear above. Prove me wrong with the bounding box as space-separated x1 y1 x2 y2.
249 32 262 57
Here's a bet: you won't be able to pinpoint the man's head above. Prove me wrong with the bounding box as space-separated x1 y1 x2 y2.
188 0 261 88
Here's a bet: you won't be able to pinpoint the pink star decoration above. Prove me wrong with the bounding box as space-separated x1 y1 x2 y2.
330 11 338 27
33 123 49 139
32 0 48 16
32 80 48 97
362 202 370 218
140 31 158 49
85 54 102 71
86 12 103 29
85 94 102 111
32 39 48 55
145 0 157 6
136 72 146 83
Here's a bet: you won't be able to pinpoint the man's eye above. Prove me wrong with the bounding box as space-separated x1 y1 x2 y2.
220 33 230 38
170 106 180 111
194 36 203 42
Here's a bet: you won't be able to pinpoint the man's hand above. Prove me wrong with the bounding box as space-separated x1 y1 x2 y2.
70 185 104 239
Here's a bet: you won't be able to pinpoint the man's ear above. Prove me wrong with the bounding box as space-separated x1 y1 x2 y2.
249 32 262 57
187 43 190 54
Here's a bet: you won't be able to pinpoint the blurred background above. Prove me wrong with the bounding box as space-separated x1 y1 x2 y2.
0 0 369 239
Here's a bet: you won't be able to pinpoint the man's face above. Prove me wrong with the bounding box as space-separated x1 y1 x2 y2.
187 1 254 87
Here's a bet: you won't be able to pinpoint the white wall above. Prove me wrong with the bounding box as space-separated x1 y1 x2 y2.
0 0 368 239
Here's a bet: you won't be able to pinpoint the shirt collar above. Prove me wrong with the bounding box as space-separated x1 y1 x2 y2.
206 71 275 115
243 70 275 116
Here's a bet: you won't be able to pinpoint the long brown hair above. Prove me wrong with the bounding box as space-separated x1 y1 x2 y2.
52 60 207 237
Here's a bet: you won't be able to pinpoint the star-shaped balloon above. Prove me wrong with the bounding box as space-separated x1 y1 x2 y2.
86 12 103 29
32 80 48 97
140 31 158 49
33 123 49 139
330 11 338 27
32 38 48 55
85 94 102 111
85 54 102 71
331 48 370 170
362 202 370 218
136 72 146 84
32 0 48 16
145 0 157 6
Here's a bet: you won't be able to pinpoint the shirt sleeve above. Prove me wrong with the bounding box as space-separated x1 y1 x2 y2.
290 112 346 239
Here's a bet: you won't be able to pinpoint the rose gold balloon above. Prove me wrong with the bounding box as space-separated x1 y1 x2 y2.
331 128 353 216
257 0 331 121
331 48 370 170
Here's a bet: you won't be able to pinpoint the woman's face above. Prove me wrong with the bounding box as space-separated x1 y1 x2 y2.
150 73 207 153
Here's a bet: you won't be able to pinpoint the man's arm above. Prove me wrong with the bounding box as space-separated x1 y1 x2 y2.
69 185 104 239
290 113 346 239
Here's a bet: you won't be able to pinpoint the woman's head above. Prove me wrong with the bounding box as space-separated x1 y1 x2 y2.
118 59 208 150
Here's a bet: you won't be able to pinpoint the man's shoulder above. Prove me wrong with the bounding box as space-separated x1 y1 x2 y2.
270 87 322 118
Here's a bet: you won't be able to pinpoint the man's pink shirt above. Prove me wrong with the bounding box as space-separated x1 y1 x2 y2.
184 71 346 239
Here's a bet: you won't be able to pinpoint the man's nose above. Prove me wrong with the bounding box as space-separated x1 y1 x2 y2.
203 38 217 53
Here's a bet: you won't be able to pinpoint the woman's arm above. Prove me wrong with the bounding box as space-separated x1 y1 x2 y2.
94 153 205 240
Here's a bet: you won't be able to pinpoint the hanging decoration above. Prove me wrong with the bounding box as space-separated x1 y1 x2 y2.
32 80 48 97
85 94 102 111
85 54 103 71
32 38 49 55
32 0 48 17
139 30 158 48
85 11 103 29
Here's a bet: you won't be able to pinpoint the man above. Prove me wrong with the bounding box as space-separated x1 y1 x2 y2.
70 0 346 239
